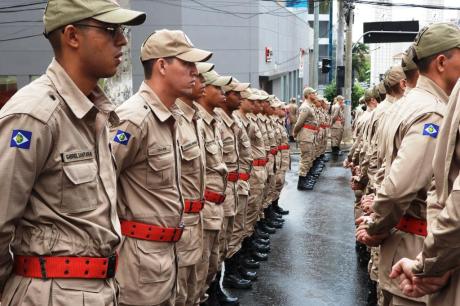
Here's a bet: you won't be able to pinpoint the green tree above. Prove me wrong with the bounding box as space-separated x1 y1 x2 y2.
322 80 365 109
352 42 370 83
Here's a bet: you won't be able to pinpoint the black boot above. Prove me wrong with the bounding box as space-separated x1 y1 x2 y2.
273 198 289 215
297 176 309 191
254 226 270 239
249 236 270 253
223 259 252 290
253 236 270 246
266 206 284 223
257 220 276 234
264 218 283 229
239 265 258 281
209 277 240 305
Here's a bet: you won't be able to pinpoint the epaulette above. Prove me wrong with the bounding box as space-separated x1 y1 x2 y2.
115 94 150 128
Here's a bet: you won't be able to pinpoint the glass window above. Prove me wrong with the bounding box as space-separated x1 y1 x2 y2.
0 76 17 109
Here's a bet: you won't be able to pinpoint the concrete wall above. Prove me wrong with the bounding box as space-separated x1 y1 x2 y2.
0 0 310 101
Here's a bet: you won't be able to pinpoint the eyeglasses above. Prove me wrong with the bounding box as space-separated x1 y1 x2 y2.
73 24 128 38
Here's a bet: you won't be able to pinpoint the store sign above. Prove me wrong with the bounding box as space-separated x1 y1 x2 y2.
265 47 273 63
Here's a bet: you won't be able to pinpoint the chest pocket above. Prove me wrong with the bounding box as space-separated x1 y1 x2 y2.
61 160 98 213
205 139 220 167
222 137 234 154
181 140 201 174
241 135 250 148
147 145 174 189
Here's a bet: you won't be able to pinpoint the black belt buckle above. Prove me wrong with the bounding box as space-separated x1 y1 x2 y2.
105 254 117 278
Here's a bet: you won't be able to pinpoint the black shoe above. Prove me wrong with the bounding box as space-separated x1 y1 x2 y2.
273 200 289 215
264 218 283 229
241 256 260 269
254 227 270 239
250 250 268 261
297 176 309 191
258 221 276 234
254 237 270 246
223 273 252 289
250 239 270 253
210 279 240 305
239 265 258 281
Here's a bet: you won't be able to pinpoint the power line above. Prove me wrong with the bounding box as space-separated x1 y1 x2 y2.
354 0 460 11
0 1 46 10
0 33 42 42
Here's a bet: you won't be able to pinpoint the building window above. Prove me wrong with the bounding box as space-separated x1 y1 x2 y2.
0 76 17 109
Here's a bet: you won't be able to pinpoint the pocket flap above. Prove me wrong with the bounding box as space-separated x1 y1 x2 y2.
137 240 170 254
63 162 97 185
205 140 218 155
54 278 104 293
181 141 201 161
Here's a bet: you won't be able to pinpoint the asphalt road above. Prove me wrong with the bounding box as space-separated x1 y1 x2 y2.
231 153 369 306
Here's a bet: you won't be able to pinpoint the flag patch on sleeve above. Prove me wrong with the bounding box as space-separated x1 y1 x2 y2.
114 130 131 145
422 123 439 138
10 130 32 149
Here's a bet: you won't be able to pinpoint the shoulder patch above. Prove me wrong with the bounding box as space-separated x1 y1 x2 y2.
114 130 131 145
422 123 439 138
10 129 32 149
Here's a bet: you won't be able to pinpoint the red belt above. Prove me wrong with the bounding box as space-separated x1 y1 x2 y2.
184 199 205 213
204 188 226 204
227 172 239 182
320 124 330 129
303 124 318 131
278 145 289 150
239 172 250 181
121 220 184 242
14 254 117 279
396 216 427 237
253 159 267 166
270 148 278 155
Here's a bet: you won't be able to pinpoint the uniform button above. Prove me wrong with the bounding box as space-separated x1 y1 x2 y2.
84 270 89 275
50 95 56 100
64 270 69 275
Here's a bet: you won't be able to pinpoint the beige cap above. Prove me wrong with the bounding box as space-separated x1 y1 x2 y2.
401 46 417 72
44 0 146 34
364 88 374 101
336 95 344 101
222 78 251 93
241 89 257 100
201 70 232 87
196 62 215 74
377 82 386 95
303 87 316 97
384 66 405 87
258 90 269 101
141 29 212 62
414 22 460 60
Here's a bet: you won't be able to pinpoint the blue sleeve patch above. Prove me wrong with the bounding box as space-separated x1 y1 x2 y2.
422 123 439 138
10 130 32 149
114 130 131 145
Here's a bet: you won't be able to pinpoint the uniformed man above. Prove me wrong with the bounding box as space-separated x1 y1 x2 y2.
331 95 345 155
293 87 319 191
357 22 460 306
213 79 253 292
240 89 271 264
174 62 213 306
287 97 298 142
0 1 145 305
111 30 211 306
194 70 232 305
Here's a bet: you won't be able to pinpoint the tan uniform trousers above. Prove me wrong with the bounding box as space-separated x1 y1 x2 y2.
262 154 275 210
244 166 266 238
196 229 220 303
218 215 235 266
382 290 425 306
331 127 344 147
427 271 460 306
298 141 315 176
3 275 118 306
176 265 199 306
266 153 282 205
354 190 364 220
228 194 248 258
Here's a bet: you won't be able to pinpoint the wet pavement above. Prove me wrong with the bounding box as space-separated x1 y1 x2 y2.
230 153 369 306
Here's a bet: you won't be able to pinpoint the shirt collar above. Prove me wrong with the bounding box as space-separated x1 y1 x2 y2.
234 111 250 127
194 102 215 125
46 58 106 120
176 98 195 122
416 75 449 104
139 82 174 122
214 108 234 128
257 113 266 122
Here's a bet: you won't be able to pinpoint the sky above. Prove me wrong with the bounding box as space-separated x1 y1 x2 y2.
347 0 460 42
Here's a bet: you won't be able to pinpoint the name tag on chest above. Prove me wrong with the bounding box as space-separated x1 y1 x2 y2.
62 150 94 163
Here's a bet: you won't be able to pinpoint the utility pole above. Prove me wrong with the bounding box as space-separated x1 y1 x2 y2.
328 0 333 83
343 0 354 142
103 0 133 105
312 0 320 89
336 0 344 95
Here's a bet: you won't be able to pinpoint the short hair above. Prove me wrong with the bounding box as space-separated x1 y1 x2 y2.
414 48 455 73
142 57 174 79
47 28 63 56
384 82 403 96
404 68 418 83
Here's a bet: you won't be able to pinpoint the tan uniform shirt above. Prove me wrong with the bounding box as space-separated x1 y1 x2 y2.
293 99 317 142
287 102 298 125
194 103 228 230
367 76 446 235
111 82 183 305
233 111 253 196
176 99 205 267
0 59 120 291
215 108 239 217
331 104 345 129
246 113 267 189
